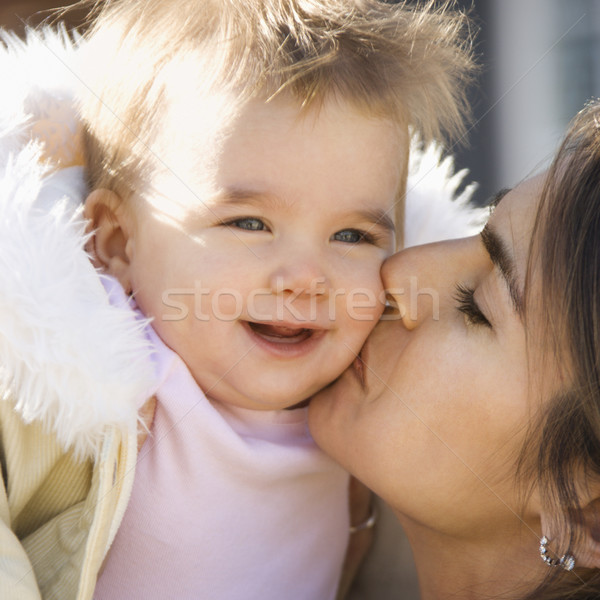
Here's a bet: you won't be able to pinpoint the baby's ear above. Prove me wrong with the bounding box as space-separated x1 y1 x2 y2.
84 189 134 293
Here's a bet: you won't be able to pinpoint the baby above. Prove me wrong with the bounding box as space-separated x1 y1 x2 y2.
0 1 475 599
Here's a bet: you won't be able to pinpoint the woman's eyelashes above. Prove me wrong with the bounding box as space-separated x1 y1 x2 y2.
455 284 492 328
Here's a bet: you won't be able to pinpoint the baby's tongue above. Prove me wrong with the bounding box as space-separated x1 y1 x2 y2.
250 323 309 339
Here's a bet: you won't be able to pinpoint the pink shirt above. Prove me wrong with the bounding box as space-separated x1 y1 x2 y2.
94 320 349 599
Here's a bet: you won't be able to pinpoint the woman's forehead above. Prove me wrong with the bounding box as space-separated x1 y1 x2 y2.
495 174 571 389
488 176 544 283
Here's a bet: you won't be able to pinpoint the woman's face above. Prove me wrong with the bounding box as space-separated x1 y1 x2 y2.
309 176 555 537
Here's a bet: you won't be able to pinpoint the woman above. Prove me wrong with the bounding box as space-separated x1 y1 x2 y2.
310 101 600 599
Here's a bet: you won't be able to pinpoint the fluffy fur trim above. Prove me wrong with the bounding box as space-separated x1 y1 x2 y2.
0 146 156 459
0 26 84 169
0 28 156 459
0 27 485 459
405 139 487 247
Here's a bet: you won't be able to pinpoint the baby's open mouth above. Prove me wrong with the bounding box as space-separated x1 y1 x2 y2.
247 322 315 343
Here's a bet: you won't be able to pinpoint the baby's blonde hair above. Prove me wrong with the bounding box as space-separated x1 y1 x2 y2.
77 0 476 239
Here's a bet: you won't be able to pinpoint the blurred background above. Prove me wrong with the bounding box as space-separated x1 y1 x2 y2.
2 0 600 205
452 0 600 205
0 1 88 34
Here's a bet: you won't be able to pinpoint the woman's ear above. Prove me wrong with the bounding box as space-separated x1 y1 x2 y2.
84 189 135 293
574 497 600 568
541 496 600 569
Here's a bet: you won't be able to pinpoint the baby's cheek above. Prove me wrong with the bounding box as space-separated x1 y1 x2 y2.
348 265 386 318
335 275 385 349
345 287 385 323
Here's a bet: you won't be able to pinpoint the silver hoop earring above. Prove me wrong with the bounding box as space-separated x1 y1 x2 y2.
539 536 575 571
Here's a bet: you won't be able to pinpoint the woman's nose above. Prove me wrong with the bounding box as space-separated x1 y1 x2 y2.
382 236 484 330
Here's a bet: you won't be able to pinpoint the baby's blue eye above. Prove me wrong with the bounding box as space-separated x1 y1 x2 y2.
332 229 371 244
228 218 267 231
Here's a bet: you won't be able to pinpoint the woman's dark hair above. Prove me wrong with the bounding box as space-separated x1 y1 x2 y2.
521 100 600 599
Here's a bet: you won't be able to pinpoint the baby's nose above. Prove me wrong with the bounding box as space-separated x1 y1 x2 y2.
269 255 329 296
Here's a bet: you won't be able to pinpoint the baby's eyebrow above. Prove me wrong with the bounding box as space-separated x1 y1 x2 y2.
217 187 290 209
353 208 395 233
215 188 396 233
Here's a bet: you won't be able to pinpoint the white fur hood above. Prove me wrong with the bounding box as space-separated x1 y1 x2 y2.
0 28 486 459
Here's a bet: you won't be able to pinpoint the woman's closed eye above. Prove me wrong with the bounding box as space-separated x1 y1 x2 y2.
331 228 376 244
223 217 268 231
455 284 492 328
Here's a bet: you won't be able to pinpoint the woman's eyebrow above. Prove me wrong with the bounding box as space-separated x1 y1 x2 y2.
480 223 524 317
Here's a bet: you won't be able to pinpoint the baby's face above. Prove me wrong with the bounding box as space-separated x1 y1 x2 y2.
124 94 404 410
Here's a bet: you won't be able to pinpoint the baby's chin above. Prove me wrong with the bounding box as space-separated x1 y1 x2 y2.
203 381 316 412
220 384 318 411
191 352 358 412
286 398 311 410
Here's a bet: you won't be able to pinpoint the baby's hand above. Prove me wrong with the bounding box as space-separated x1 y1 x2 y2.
137 396 157 452
28 95 84 168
